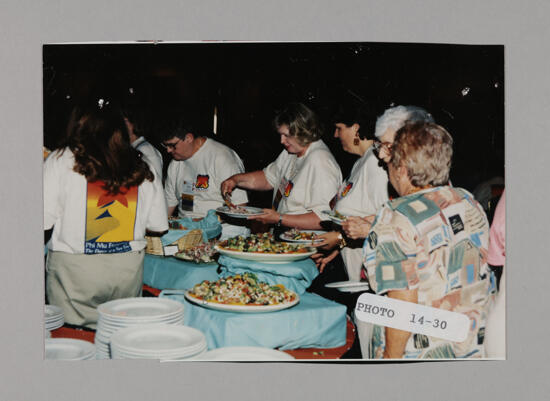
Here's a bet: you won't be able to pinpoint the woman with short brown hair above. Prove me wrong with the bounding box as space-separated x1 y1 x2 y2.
358 121 496 359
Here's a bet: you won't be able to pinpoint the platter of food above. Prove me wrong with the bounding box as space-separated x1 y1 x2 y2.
215 205 265 218
215 233 316 263
184 273 299 313
173 241 218 264
322 210 349 225
279 229 326 244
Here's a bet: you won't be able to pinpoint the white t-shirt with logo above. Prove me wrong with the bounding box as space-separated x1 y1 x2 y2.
333 146 389 281
263 139 342 219
334 147 388 217
164 138 248 218
132 136 163 181
44 148 169 254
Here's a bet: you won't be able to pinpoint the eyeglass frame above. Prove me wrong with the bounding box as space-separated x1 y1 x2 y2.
161 137 182 150
373 140 393 153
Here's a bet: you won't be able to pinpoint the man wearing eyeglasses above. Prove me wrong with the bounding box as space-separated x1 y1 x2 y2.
161 115 249 239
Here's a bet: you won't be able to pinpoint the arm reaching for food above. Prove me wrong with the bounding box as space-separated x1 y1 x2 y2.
221 171 273 196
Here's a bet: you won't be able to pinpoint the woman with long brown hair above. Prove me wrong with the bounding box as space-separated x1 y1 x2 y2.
44 101 168 329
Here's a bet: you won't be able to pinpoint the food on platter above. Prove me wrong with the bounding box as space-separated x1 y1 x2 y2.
215 205 265 217
224 205 253 214
218 233 312 254
332 210 347 220
168 220 188 230
322 209 348 223
174 241 218 263
281 228 323 243
187 273 297 306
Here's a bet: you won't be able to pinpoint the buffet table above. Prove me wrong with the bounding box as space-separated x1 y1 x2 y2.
143 254 219 290
50 243 355 359
162 291 347 351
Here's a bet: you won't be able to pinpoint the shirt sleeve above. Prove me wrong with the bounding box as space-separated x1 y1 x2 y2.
140 144 163 182
263 150 286 189
303 150 342 218
487 192 505 266
365 209 418 295
163 161 179 208
366 153 389 212
43 151 61 230
144 172 169 232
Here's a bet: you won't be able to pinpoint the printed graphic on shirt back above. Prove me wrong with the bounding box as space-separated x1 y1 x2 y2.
195 174 210 190
85 181 137 254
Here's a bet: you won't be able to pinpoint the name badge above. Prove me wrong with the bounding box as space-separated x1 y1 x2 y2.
181 181 194 212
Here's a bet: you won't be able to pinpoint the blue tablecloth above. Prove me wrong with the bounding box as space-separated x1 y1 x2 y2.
161 291 347 351
218 255 319 295
162 209 222 245
143 254 219 290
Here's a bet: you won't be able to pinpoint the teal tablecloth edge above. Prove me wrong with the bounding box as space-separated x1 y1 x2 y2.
161 291 347 351
143 254 219 290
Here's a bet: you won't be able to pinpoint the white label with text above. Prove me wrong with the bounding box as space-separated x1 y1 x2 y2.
163 245 179 256
354 293 470 342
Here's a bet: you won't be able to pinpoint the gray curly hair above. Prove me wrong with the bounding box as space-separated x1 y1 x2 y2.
374 105 434 139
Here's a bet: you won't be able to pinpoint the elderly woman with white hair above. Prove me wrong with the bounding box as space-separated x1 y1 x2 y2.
341 105 434 242
358 121 496 359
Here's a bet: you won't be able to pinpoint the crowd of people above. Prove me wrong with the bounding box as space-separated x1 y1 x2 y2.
43 98 504 359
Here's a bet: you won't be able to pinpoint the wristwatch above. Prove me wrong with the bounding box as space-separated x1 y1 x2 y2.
337 233 347 249
276 214 283 226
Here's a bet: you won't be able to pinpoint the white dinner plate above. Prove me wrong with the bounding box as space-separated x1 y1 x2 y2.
97 298 184 320
45 305 63 319
45 338 96 360
183 291 300 313
279 230 326 244
324 280 371 293
321 210 349 225
193 346 295 361
215 245 316 263
215 206 265 218
110 324 206 356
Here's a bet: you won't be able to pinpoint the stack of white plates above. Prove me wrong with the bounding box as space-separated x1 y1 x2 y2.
193 346 295 361
95 297 185 359
44 305 64 331
110 324 207 361
45 338 96 360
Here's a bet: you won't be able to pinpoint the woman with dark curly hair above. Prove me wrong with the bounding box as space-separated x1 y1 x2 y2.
44 102 168 329
221 102 342 230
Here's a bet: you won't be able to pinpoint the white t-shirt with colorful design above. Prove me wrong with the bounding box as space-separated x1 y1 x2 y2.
333 147 389 281
334 147 388 217
263 139 342 219
164 138 248 218
44 148 169 254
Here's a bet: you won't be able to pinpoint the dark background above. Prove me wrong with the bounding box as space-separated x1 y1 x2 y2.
43 42 504 207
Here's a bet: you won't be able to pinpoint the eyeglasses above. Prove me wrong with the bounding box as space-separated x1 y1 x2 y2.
161 138 181 150
373 140 393 153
